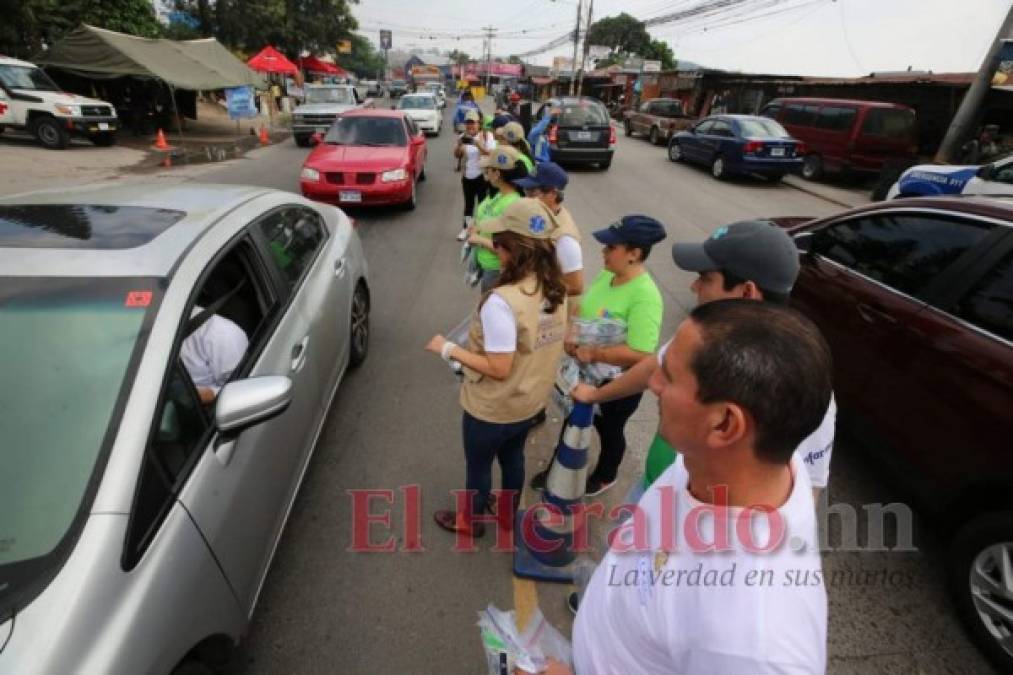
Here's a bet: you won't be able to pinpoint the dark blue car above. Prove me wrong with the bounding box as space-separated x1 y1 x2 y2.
668 114 805 181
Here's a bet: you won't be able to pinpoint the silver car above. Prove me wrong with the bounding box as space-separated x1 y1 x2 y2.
0 184 370 674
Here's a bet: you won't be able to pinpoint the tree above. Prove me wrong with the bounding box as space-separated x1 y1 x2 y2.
643 39 676 71
507 54 522 65
0 0 162 58
585 13 650 57
448 49 470 65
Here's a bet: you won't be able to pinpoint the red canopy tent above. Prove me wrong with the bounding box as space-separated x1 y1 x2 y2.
247 46 298 75
299 56 347 76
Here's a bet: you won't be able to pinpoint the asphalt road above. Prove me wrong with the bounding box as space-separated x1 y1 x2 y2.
185 104 994 674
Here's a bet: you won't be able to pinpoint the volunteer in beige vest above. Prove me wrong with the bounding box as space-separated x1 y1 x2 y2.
426 198 568 537
515 161 584 300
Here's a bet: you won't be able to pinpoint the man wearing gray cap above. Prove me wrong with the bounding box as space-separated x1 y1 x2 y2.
573 220 836 501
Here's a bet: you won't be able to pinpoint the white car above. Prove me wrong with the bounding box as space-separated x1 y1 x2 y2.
396 93 441 136
887 154 1013 199
420 83 446 108
0 55 119 149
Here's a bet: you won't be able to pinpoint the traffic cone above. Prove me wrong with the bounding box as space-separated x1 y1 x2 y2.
153 129 170 150
259 125 270 145
513 402 593 583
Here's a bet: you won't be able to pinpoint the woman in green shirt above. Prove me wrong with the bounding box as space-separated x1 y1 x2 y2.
531 215 667 496
467 145 528 292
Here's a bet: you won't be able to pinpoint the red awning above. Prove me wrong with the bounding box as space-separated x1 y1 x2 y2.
299 56 347 76
530 76 555 86
247 46 298 75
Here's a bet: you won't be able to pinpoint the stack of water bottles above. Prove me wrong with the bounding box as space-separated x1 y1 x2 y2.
552 317 627 417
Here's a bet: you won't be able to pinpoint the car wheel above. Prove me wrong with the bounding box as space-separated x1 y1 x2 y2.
170 660 214 675
33 117 70 150
668 141 683 163
801 154 823 181
711 156 727 180
948 512 1013 672
90 132 116 147
623 120 633 137
294 135 310 148
649 126 660 145
348 282 370 368
600 158 612 170
404 179 417 210
419 164 427 182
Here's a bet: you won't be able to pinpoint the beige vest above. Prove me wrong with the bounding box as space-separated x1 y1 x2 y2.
460 276 567 423
552 206 581 243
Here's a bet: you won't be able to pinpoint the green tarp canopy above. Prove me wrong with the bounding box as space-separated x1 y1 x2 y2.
37 24 266 90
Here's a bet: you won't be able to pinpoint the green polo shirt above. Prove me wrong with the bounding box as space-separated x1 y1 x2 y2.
643 432 678 488
475 190 521 271
579 270 663 353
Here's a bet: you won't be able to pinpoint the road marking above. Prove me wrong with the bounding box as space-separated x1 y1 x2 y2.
513 492 539 631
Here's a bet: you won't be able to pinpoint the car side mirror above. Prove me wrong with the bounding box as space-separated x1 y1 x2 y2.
793 231 814 255
977 164 994 179
310 132 322 146
215 376 293 434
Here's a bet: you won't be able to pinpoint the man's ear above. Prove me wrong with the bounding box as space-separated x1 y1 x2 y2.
706 402 749 449
740 280 763 300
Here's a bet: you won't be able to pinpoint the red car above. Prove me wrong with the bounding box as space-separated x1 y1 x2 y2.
771 196 1013 671
299 109 427 210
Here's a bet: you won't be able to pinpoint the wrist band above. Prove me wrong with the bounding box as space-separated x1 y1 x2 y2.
441 341 457 362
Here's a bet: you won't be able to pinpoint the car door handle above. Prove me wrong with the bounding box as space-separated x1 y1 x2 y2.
856 302 897 325
334 257 347 278
291 335 310 372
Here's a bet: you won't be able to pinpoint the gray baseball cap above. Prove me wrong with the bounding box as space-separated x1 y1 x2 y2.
671 220 801 295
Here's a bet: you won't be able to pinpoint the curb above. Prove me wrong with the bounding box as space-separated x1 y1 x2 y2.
782 176 862 210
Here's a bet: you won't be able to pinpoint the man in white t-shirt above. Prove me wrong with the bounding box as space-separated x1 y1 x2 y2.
573 220 835 498
534 300 831 675
514 161 584 299
180 309 249 404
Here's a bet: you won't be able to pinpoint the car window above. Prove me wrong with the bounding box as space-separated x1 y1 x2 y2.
814 106 857 132
694 120 715 134
991 159 1013 184
784 103 817 126
861 108 915 139
324 116 407 146
955 250 1013 341
399 96 436 110
558 100 609 126
736 118 790 138
260 208 327 288
811 214 994 299
759 103 781 119
640 102 652 113
305 88 354 105
710 121 734 137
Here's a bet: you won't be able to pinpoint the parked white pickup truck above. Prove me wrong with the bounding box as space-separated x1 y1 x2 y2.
291 84 373 147
0 56 119 149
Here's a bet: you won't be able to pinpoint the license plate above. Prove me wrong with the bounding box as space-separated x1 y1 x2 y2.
98 122 110 131
573 131 593 141
770 147 785 157
339 191 362 203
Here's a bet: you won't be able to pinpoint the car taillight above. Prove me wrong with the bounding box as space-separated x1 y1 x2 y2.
743 140 764 154
350 218 358 229
795 142 807 156
548 125 558 144
609 125 617 146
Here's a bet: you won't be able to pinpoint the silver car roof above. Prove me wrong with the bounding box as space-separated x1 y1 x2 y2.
0 182 273 278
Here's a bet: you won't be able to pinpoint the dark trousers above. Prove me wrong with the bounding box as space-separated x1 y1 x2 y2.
461 176 488 221
588 392 644 484
463 411 533 518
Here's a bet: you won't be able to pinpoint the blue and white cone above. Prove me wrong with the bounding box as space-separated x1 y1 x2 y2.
513 402 593 583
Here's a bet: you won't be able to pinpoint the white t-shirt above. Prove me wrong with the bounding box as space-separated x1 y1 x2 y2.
657 339 836 488
479 293 516 353
573 454 827 674
556 234 582 274
180 311 249 394
462 132 496 179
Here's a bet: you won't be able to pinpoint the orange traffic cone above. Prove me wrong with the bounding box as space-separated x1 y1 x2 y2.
259 125 270 145
154 129 170 150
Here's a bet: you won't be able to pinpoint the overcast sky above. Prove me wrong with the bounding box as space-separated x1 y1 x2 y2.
352 0 1011 77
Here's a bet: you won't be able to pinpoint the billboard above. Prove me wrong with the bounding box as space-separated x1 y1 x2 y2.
642 60 662 73
379 30 392 50
463 63 523 77
552 56 574 75
992 39 1013 91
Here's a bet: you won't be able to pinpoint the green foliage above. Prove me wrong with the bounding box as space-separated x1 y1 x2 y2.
200 0 359 55
586 13 676 71
448 49 470 65
0 0 161 58
335 34 385 79
507 54 522 65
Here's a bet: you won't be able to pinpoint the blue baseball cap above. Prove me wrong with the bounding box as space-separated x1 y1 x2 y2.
491 114 512 129
593 215 667 248
514 162 569 191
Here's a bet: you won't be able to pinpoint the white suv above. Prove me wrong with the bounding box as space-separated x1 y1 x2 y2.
0 56 118 149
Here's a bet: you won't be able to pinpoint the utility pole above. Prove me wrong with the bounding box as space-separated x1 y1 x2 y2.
576 0 594 97
935 4 1013 163
569 0 583 96
483 26 497 95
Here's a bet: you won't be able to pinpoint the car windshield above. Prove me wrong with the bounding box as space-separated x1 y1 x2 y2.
399 96 436 110
392 80 407 87
737 118 791 138
558 100 609 126
306 88 354 105
0 64 61 92
0 277 158 616
325 116 407 146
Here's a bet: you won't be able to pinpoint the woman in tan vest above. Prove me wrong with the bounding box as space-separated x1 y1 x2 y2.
425 198 568 537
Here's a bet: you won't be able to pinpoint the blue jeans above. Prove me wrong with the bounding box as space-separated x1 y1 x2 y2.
463 411 533 518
